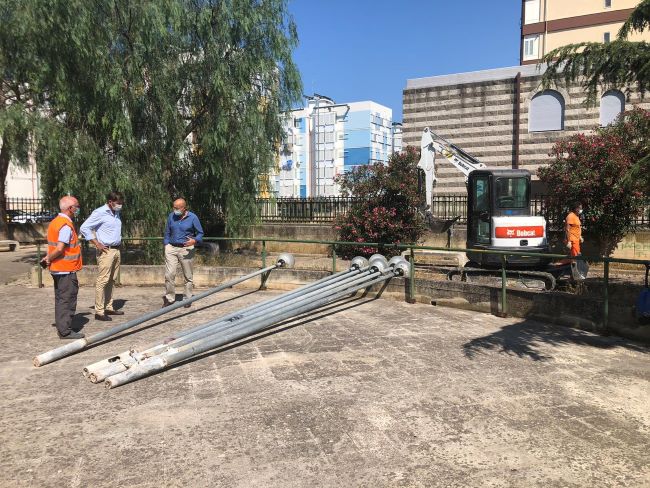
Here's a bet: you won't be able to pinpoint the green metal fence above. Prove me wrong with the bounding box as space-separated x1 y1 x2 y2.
35 236 650 332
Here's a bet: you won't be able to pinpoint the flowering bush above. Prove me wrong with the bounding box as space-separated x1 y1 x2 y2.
538 107 649 256
334 147 427 259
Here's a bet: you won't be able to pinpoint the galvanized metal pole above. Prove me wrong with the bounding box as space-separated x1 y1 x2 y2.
603 259 609 331
104 269 400 388
36 241 43 288
34 259 291 367
407 247 416 303
88 267 374 380
498 254 508 317
260 240 268 290
85 265 367 381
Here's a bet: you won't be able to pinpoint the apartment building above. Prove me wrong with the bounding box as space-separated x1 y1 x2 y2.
274 95 399 197
522 0 650 64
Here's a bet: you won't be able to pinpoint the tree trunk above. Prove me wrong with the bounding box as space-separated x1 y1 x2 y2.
0 140 10 241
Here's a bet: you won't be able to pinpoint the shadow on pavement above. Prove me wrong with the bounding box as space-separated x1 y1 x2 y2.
462 319 649 361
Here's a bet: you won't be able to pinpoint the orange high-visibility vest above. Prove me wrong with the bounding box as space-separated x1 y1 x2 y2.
47 215 82 273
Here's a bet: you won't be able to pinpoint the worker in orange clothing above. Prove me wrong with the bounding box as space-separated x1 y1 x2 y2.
565 202 584 257
40 195 85 340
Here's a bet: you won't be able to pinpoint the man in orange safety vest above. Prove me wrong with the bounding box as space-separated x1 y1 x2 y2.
40 196 84 340
565 202 584 257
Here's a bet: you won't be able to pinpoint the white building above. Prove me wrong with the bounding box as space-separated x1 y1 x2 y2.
273 94 402 197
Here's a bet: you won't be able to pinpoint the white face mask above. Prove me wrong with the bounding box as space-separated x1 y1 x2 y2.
112 204 123 212
578 209 583 215
173 209 183 216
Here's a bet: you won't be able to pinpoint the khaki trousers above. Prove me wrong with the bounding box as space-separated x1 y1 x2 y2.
95 248 120 315
164 244 194 302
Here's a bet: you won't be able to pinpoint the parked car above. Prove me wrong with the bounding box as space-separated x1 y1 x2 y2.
34 211 56 223
5 209 51 223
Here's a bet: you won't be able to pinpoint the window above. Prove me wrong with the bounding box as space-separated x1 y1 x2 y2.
523 35 540 61
600 90 625 126
496 178 528 209
524 0 540 24
529 90 565 132
604 32 610 43
604 0 612 8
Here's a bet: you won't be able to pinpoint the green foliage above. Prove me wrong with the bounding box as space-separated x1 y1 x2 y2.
538 108 650 256
540 0 650 218
334 147 427 259
541 0 650 105
0 0 302 238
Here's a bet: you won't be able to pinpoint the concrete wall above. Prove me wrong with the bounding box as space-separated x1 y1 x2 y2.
10 220 650 260
8 223 48 242
30 264 650 344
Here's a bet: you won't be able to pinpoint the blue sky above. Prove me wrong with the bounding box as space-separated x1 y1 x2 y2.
289 0 522 121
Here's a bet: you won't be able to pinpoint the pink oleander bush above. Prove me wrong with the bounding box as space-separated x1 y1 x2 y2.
538 107 649 256
334 146 427 259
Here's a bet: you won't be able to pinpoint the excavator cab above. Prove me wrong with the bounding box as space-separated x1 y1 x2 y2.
466 170 549 268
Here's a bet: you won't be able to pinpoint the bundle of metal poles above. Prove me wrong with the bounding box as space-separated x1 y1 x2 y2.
33 253 297 367
85 254 410 389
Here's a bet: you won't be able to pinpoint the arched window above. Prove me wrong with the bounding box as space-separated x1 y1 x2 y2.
600 90 625 126
529 90 565 132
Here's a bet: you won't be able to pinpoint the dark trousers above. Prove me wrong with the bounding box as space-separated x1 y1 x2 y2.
53 273 79 336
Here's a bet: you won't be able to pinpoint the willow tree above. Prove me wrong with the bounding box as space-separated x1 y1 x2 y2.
0 0 301 238
541 0 650 194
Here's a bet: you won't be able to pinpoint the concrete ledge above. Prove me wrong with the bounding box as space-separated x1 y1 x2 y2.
30 265 650 344
0 240 20 252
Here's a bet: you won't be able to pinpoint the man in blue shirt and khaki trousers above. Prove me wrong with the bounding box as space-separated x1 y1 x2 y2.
80 191 125 321
163 198 204 308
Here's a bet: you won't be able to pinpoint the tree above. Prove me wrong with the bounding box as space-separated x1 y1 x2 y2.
541 0 650 194
538 108 649 256
0 0 302 240
334 147 428 259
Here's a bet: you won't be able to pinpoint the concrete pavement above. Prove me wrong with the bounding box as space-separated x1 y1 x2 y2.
0 283 648 487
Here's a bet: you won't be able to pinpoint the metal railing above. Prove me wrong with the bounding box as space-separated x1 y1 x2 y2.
35 235 650 333
256 197 358 223
10 196 650 227
5 198 57 223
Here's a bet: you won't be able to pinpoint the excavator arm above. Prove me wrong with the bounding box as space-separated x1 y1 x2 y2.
417 127 486 211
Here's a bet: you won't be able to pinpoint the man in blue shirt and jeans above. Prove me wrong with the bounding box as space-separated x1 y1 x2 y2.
163 198 204 308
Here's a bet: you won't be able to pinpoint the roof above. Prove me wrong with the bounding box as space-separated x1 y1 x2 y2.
405 64 549 90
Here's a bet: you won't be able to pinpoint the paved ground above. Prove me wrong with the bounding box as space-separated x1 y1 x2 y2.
0 282 648 488
0 245 38 285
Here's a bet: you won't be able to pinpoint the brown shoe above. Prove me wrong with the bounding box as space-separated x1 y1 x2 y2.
105 310 124 316
162 297 174 308
95 314 112 321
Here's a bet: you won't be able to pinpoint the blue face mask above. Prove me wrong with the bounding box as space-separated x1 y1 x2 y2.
73 207 81 217
173 209 183 216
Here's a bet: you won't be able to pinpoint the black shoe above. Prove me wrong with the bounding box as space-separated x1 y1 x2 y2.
105 310 124 316
162 297 174 308
95 314 112 321
58 331 85 340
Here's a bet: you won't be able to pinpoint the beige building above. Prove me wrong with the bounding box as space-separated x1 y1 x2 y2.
521 0 650 64
402 64 649 195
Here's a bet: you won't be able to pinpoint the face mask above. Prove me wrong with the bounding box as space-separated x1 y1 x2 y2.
73 207 81 217
173 209 183 216
113 204 123 212
578 209 583 215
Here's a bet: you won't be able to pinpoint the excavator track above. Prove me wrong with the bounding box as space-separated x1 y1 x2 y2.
446 266 557 291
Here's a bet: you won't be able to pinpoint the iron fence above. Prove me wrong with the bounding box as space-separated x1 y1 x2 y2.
7 195 650 228
4 198 57 223
256 197 359 223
